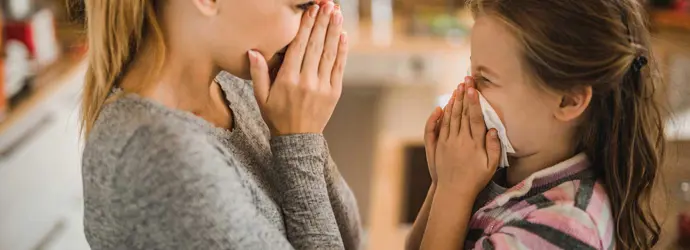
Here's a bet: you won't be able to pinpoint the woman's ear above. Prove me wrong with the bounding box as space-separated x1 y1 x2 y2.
554 86 592 122
192 0 219 16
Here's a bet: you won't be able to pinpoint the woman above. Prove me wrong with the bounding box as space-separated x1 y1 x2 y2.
78 0 361 249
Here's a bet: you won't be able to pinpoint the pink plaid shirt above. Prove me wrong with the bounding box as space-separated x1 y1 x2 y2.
465 153 614 249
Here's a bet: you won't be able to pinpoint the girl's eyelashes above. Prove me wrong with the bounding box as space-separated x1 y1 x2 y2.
297 1 317 11
475 76 492 85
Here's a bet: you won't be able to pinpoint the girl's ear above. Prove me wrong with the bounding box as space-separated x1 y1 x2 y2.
554 86 592 122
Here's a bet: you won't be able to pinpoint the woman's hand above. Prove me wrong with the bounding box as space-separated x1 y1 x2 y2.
248 1 347 136
434 77 501 198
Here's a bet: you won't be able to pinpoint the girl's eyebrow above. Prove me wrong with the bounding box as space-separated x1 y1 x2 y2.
470 58 499 79
476 65 499 78
470 56 498 77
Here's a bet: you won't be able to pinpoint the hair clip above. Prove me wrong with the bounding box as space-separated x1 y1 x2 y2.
632 56 648 72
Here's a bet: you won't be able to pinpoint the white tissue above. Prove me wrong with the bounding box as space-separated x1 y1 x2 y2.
436 91 515 167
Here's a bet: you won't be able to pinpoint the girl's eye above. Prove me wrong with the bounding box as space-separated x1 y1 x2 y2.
297 1 316 11
476 76 492 85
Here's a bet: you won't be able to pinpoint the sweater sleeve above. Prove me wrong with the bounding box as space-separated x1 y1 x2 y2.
471 205 603 250
324 154 363 250
114 125 297 250
270 134 346 250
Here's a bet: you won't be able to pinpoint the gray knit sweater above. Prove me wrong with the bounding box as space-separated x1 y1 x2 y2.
81 72 362 250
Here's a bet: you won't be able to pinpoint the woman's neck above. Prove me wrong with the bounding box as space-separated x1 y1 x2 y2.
122 39 221 114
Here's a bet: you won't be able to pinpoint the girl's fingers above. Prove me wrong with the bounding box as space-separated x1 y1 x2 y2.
280 5 319 79
460 87 472 137
302 1 335 78
449 84 465 136
435 108 444 137
468 86 487 143
319 8 343 81
439 90 456 140
485 129 501 170
425 107 443 143
424 107 443 166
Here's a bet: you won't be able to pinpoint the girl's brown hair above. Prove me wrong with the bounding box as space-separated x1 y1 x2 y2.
468 0 665 248
79 0 166 136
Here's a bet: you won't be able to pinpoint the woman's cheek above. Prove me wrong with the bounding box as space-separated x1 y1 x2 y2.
276 17 301 47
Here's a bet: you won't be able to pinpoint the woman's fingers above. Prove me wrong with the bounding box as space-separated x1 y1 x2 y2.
485 129 501 170
449 84 465 136
438 90 456 140
330 32 348 94
280 5 319 79
248 50 270 105
319 7 343 81
302 1 335 79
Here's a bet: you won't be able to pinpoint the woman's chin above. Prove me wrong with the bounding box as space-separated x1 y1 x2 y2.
225 53 284 82
267 54 285 82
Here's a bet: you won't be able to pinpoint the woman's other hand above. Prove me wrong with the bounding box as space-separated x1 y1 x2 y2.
248 1 347 136
434 77 501 198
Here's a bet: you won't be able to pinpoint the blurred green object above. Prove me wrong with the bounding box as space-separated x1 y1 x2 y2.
408 10 470 38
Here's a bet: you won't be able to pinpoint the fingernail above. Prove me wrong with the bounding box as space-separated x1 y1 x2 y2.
323 2 334 14
490 130 498 138
248 50 257 64
468 87 475 97
335 4 341 10
465 76 472 83
310 5 320 17
333 10 343 25
340 32 348 44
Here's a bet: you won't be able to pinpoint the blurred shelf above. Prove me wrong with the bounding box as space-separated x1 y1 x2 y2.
0 55 86 156
668 109 690 141
652 10 690 31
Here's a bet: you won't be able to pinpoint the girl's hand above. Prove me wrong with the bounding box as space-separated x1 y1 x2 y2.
249 2 347 136
424 106 444 183
434 77 501 197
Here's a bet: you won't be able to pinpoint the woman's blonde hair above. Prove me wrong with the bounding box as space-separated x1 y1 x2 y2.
79 0 166 136
468 0 665 248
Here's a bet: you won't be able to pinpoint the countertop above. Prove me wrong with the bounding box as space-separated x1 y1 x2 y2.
348 18 472 54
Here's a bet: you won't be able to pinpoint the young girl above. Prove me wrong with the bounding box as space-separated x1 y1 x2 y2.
78 0 361 249
407 0 665 249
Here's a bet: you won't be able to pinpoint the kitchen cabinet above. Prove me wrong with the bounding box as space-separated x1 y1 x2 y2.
0 66 88 250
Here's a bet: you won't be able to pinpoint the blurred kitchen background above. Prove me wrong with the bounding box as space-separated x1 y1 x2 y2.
0 0 689 249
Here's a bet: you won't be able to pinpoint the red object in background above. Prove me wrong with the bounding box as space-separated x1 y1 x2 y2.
3 21 36 58
0 16 6 120
0 59 5 120
680 212 690 248
675 0 689 10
